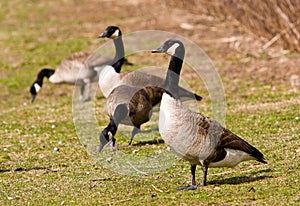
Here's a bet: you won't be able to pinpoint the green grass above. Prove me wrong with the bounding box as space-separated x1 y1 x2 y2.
1 0 300 205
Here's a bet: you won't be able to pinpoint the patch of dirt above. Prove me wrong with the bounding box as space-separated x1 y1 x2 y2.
220 54 300 86
233 96 300 112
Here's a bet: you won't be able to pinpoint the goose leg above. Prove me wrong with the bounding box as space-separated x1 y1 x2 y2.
199 165 208 187
84 80 91 102
128 127 140 145
177 164 198 190
111 137 116 147
178 87 202 101
79 84 85 101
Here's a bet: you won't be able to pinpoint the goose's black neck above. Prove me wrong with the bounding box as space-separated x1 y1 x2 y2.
111 35 125 73
165 49 185 100
107 119 118 136
99 119 118 148
36 68 55 86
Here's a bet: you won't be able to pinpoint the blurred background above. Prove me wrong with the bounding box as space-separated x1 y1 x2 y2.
1 0 299 108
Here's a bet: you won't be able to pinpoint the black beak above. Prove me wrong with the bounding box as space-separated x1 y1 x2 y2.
31 94 36 103
96 132 109 152
152 45 165 53
98 32 107 38
96 143 104 153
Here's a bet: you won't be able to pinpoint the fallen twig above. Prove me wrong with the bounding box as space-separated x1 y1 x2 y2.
91 177 111 181
262 33 281 50
263 19 300 50
151 184 163 193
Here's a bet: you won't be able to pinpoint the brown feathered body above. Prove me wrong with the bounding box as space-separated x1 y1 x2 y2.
49 52 112 84
98 65 200 101
105 85 164 127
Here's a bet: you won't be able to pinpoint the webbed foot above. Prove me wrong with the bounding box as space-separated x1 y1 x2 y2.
177 185 198 190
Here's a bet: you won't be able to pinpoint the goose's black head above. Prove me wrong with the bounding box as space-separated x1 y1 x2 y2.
30 82 40 102
152 39 184 58
152 39 185 99
96 129 114 152
98 26 122 39
30 68 55 103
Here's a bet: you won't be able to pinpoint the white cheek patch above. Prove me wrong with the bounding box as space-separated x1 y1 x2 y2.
34 83 41 93
111 29 120 38
108 131 113 140
167 43 180 56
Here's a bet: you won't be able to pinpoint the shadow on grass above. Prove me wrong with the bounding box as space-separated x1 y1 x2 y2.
133 138 164 146
0 165 68 173
209 172 272 185
249 168 272 175
128 127 163 146
0 166 50 173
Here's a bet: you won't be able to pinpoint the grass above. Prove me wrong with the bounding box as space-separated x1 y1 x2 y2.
1 0 300 205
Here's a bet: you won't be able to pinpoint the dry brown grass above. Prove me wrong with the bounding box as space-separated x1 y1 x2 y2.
168 0 300 52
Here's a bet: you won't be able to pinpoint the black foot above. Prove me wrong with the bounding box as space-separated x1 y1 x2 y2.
177 185 198 190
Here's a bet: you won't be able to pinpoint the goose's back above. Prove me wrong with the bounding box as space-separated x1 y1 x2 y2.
99 70 165 98
50 52 111 84
120 71 165 88
85 52 112 69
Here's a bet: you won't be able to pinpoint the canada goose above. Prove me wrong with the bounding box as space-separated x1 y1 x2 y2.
30 51 112 102
97 85 164 152
96 26 202 101
152 39 267 190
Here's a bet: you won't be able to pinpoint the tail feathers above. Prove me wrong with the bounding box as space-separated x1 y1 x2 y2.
243 143 267 164
220 128 267 164
194 93 202 101
124 58 134 66
178 87 202 101
258 158 267 164
237 141 267 164
253 153 267 164
245 142 267 164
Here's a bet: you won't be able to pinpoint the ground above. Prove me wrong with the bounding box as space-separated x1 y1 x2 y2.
0 0 299 205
